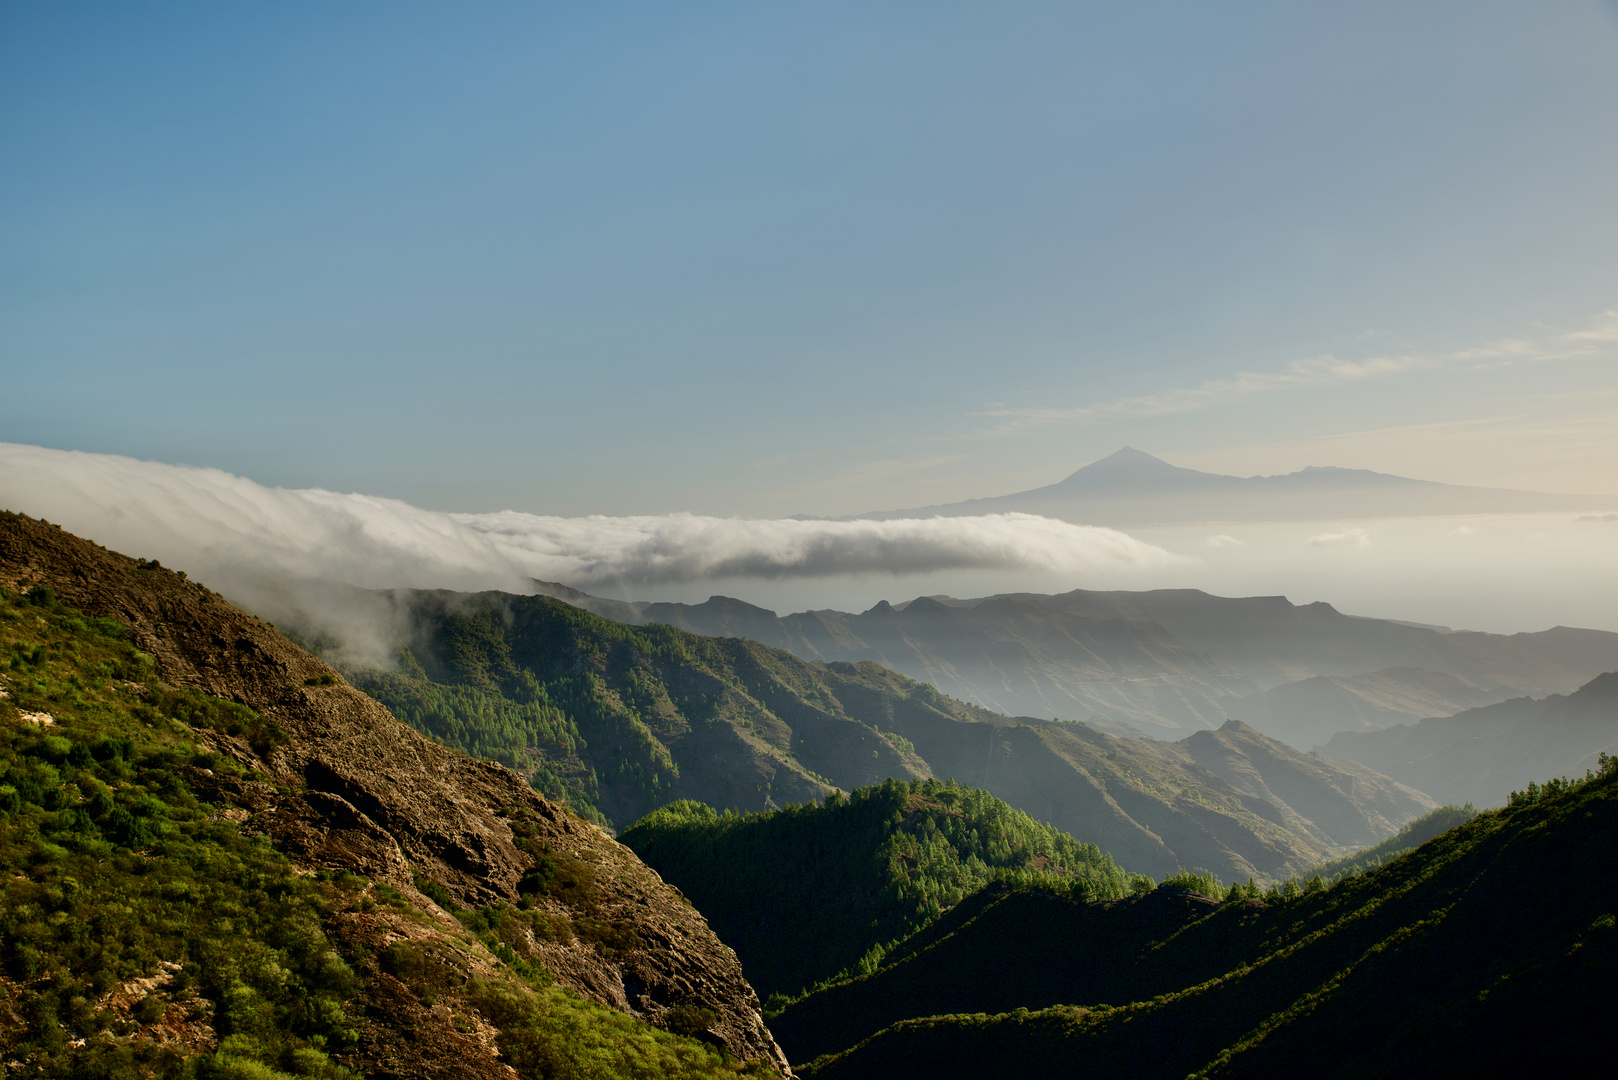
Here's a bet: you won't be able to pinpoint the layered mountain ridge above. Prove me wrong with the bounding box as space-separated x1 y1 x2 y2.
270 585 1437 882
534 580 1618 747
1321 671 1618 806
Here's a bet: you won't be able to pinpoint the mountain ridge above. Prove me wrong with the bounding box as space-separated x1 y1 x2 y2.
1320 670 1618 806
843 447 1616 524
250 582 1439 882
545 582 1618 744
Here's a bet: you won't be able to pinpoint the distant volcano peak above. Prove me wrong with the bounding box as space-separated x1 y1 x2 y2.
848 445 1613 525
1111 445 1157 459
1055 447 1219 488
1091 446 1168 468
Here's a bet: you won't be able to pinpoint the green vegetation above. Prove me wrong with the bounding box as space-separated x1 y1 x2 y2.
1505 756 1618 805
0 584 361 1078
776 757 1618 1077
337 596 774 829
1301 802 1477 885
619 777 1150 1000
1156 868 1228 899
0 584 774 1079
332 592 945 830
372 930 773 1080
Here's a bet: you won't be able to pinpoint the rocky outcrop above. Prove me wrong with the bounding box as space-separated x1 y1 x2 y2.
0 511 788 1074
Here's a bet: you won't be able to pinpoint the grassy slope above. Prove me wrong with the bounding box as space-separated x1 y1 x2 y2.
785 764 1618 1077
0 583 770 1080
618 778 1150 1000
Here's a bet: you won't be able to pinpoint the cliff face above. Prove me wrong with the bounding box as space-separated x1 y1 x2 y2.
0 511 788 1076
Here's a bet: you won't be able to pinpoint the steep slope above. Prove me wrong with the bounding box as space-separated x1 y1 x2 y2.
1319 671 1618 806
335 588 929 829
849 446 1614 525
777 761 1618 1077
868 705 1433 880
0 511 789 1076
1172 721 1433 852
1301 803 1478 884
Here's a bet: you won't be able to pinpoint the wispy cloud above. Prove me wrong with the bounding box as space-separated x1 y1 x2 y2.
1202 534 1247 548
0 443 1190 595
978 311 1618 435
1564 311 1618 343
1308 528 1374 548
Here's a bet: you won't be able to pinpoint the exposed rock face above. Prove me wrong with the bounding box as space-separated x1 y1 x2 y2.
0 511 788 1075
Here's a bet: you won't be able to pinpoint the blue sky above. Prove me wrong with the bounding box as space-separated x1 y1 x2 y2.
5 0 1618 517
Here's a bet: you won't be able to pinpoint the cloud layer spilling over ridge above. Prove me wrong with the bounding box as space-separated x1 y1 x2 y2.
0 443 1186 594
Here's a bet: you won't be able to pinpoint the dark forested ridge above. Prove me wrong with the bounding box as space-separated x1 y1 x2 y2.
774 759 1618 1078
330 588 1434 881
0 512 789 1078
618 779 1149 999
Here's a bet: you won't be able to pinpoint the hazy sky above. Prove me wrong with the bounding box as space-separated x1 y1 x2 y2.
5 1 1618 519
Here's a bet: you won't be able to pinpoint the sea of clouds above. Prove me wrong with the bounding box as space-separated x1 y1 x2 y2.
0 442 1186 597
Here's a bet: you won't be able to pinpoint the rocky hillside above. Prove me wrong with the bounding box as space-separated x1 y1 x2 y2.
0 511 789 1078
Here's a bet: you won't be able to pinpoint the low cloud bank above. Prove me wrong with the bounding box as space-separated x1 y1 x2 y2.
0 443 1187 597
